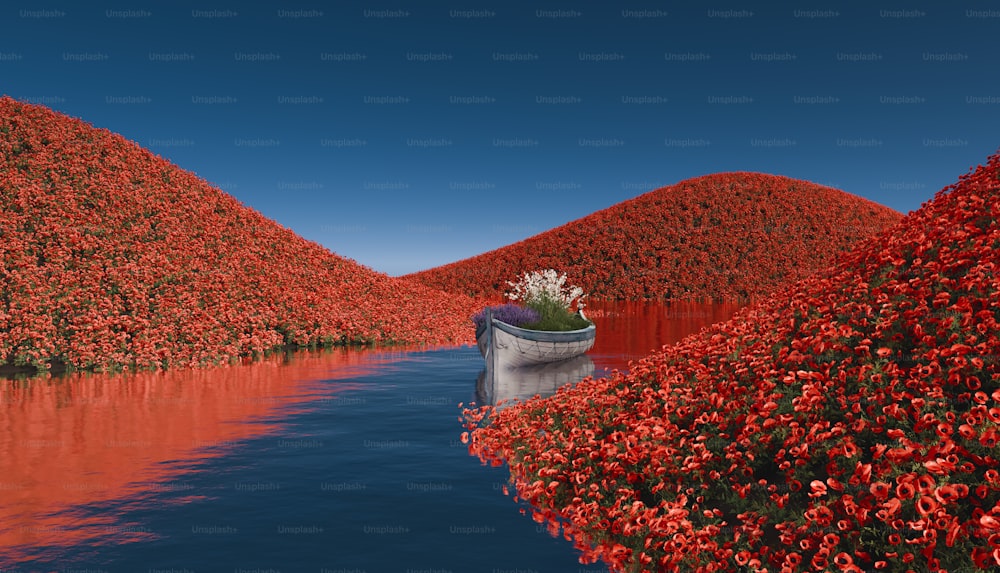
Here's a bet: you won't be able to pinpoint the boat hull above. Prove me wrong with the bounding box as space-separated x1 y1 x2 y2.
476 354 595 408
476 311 595 369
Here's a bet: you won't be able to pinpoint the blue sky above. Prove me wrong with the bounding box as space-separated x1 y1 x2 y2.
2 1 999 275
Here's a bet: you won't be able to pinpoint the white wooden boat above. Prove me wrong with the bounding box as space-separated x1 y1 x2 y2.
476 308 596 370
476 354 594 408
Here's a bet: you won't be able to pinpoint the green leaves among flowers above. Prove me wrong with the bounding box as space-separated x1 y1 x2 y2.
519 292 592 332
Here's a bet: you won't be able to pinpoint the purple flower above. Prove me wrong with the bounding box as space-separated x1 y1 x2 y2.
472 304 540 330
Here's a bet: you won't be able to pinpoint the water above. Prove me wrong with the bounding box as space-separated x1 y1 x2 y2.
0 300 744 572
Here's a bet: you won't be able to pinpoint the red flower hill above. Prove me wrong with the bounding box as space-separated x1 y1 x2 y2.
464 151 1000 572
0 97 480 372
408 173 902 301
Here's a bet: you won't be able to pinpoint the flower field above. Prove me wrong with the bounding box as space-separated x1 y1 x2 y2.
407 173 902 301
463 151 1000 572
0 97 481 372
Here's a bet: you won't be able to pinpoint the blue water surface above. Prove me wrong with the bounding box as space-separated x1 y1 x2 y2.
8 347 607 573
3 301 742 573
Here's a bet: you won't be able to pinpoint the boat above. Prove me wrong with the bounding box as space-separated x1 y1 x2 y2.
476 354 595 408
476 307 596 370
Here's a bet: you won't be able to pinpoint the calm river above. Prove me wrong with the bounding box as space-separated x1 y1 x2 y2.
0 300 744 572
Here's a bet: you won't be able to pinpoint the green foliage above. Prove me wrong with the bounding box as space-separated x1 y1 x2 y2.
521 293 592 331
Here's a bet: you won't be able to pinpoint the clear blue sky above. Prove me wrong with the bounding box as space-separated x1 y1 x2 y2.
2 1 998 275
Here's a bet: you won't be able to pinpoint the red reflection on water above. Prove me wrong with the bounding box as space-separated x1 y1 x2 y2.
0 347 392 560
585 300 747 372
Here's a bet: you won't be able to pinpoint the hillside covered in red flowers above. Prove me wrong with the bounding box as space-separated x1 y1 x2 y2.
0 97 480 372
408 173 902 301
464 151 1000 572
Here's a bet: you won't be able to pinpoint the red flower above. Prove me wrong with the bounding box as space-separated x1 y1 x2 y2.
915 495 939 517
870 481 891 499
833 552 853 568
934 484 964 504
809 479 828 498
896 481 916 500
980 514 1000 532
959 424 977 439
979 427 998 448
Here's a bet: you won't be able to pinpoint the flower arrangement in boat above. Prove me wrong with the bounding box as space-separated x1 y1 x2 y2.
505 269 586 311
472 304 540 331
475 270 591 333
476 270 596 368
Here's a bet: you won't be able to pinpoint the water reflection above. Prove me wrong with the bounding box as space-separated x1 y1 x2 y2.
473 300 746 408
0 301 747 567
0 347 391 562
585 299 746 371
475 355 594 408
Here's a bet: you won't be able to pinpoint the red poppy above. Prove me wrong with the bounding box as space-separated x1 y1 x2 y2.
981 514 1000 532
810 479 828 498
981 427 999 448
833 552 853 568
870 482 891 499
989 408 1000 424
959 424 977 439
915 495 939 517
945 520 962 547
972 547 995 568
934 484 962 504
896 482 916 500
